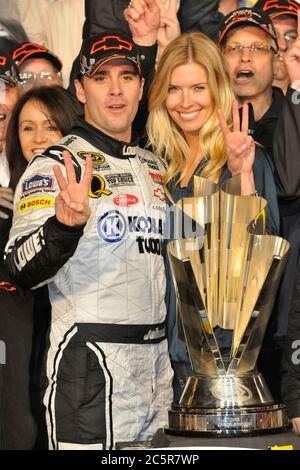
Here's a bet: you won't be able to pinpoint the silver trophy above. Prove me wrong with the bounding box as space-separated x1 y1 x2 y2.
166 176 290 436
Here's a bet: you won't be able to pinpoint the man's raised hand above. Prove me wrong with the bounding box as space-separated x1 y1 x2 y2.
53 150 93 227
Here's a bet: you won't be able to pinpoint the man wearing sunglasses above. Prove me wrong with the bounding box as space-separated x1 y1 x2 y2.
218 7 280 160
12 42 63 92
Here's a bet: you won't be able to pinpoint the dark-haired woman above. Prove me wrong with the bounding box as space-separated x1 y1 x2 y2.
0 86 81 448
6 85 81 193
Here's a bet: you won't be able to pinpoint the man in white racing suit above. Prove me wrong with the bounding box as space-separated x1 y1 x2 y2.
4 30 173 450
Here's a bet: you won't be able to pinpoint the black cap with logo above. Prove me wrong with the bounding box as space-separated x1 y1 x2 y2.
255 0 299 20
12 42 62 72
79 31 141 77
218 7 278 46
0 51 19 85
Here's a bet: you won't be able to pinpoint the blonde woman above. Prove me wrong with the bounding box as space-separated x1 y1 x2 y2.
147 31 280 402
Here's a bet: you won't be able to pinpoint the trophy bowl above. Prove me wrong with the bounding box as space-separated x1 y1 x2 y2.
166 176 290 436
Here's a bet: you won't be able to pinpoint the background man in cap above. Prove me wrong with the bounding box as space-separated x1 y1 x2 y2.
219 5 300 405
256 0 300 93
4 28 173 449
218 7 286 400
218 7 280 160
0 52 19 255
0 52 19 181
12 42 63 92
0 51 36 450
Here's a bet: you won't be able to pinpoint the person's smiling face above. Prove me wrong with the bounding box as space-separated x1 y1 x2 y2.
18 99 62 162
165 62 214 139
75 60 144 143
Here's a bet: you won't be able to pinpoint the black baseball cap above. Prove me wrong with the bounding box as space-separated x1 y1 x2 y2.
218 7 278 46
0 51 19 85
79 31 141 77
12 42 62 71
255 0 299 20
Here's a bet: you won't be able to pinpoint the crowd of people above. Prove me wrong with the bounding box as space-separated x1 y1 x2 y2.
1 0 300 449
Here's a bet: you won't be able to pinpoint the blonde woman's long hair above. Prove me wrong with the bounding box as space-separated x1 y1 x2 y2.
147 32 234 190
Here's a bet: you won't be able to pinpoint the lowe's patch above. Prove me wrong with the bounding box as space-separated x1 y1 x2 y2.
21 174 54 195
18 196 55 213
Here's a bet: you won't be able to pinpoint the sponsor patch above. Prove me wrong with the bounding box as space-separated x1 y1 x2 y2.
21 174 54 195
122 144 139 156
105 173 135 187
77 151 111 170
152 204 166 213
136 236 162 256
89 175 112 198
15 227 45 271
148 171 163 185
113 194 139 207
78 151 105 165
20 188 56 199
139 155 159 170
61 136 77 146
18 196 55 213
97 211 163 243
98 210 127 243
153 187 165 202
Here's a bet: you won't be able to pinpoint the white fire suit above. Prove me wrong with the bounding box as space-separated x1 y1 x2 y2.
4 118 173 450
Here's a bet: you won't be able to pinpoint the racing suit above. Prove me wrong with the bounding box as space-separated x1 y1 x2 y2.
4 117 173 450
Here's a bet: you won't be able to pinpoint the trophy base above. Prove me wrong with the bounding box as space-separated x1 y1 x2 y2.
166 403 290 437
166 374 290 437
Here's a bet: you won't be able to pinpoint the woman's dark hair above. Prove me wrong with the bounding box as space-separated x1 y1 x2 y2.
6 86 82 192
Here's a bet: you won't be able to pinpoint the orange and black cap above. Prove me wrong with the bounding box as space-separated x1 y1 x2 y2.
0 51 19 85
13 42 62 71
255 0 299 20
218 7 278 47
79 31 141 77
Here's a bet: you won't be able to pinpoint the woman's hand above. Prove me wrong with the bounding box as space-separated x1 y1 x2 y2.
218 100 256 195
53 150 93 227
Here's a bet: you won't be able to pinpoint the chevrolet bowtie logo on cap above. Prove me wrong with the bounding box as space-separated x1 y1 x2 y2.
218 7 278 46
12 42 62 71
90 35 133 54
80 31 141 77
255 0 299 19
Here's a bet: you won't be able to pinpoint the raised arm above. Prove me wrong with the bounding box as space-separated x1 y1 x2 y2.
124 0 161 46
273 11 300 199
4 151 92 288
218 100 256 196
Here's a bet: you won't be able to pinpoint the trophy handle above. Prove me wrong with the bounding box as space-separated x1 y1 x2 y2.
168 248 225 375
228 251 289 375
